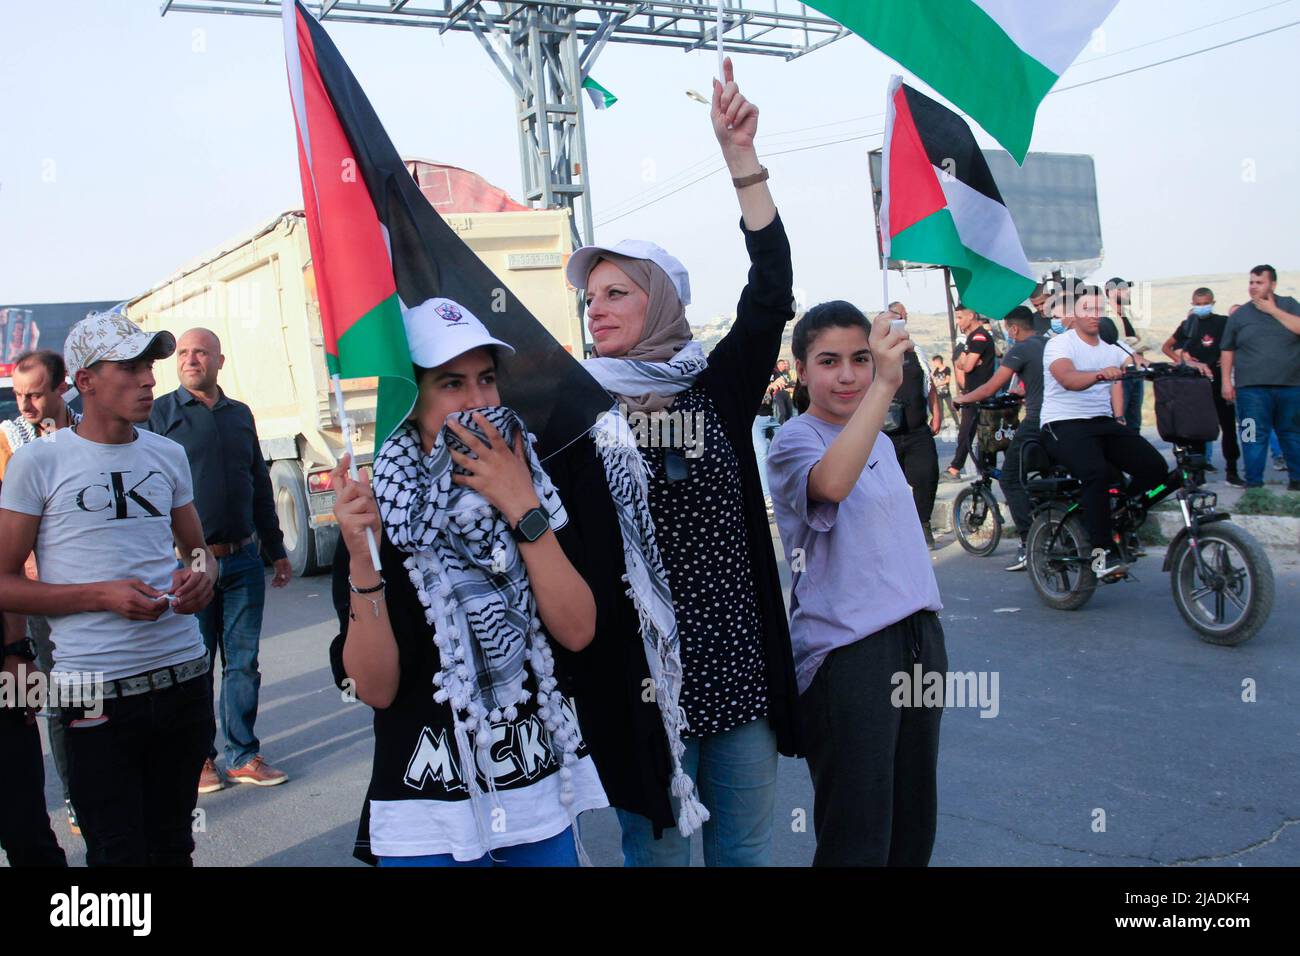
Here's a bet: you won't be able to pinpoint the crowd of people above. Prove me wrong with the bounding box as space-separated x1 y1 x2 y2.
1 58 1296 871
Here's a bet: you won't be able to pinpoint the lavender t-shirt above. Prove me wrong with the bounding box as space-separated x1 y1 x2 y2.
766 412 943 695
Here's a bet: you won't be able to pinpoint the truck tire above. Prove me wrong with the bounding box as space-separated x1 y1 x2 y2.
271 460 317 578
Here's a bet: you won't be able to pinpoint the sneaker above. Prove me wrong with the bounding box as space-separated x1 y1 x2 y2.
764 495 774 515
923 523 937 550
1004 546 1027 572
941 468 964 483
65 800 81 837
226 755 289 787
1093 548 1128 579
1275 456 1287 472
198 757 224 794
1225 470 1246 487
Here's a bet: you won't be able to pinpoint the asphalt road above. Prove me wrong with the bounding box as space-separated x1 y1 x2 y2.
26 505 1298 867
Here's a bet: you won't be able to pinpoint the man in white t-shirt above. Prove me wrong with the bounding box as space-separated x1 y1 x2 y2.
0 311 218 866
1040 286 1169 577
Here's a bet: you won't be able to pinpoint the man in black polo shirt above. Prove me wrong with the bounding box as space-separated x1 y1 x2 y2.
1162 287 1243 487
944 306 996 480
147 328 291 793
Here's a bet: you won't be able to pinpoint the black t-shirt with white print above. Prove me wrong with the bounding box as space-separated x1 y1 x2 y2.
330 527 606 865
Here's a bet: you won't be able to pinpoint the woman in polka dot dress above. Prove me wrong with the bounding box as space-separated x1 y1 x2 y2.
560 58 801 867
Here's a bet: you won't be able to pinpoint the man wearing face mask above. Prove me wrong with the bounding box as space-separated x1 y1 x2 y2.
1162 288 1243 486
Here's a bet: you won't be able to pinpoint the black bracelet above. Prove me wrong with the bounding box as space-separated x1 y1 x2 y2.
349 576 386 594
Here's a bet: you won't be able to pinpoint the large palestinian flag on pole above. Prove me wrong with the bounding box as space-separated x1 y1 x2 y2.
281 0 611 455
881 77 1035 320
807 0 1117 162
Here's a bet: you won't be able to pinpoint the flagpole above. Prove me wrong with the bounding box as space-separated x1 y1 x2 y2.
332 373 383 572
716 1 725 79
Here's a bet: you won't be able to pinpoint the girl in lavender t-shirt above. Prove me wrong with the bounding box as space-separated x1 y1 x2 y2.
766 301 946 867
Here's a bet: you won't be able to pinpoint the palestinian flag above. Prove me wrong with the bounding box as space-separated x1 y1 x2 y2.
881 77 1034 320
582 76 617 110
807 0 1117 162
281 0 611 455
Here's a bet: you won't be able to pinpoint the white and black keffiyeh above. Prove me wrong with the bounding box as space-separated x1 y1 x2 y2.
372 406 589 858
583 341 708 414
589 409 711 837
2 410 81 453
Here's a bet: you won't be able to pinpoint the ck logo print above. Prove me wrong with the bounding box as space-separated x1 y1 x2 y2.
76 471 165 519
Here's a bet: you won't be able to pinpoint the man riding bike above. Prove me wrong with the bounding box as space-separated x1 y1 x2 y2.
1039 285 1169 578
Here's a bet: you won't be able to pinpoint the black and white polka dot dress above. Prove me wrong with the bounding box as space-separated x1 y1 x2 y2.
642 383 769 738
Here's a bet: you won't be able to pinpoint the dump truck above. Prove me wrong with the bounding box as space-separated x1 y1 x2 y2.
127 162 583 576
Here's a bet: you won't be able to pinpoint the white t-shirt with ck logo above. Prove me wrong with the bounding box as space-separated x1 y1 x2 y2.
0 426 205 682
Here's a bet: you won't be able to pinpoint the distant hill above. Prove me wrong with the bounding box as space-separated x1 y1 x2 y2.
689 269 1299 366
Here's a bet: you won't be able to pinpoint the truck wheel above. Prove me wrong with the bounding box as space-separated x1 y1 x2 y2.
270 460 316 578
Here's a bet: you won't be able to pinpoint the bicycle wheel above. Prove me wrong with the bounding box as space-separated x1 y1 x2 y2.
1026 509 1096 610
1169 522 1274 646
954 485 1002 556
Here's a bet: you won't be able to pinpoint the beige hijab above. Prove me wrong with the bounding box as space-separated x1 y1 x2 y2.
588 252 694 412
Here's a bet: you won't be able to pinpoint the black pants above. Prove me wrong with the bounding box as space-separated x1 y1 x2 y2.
948 404 979 471
889 427 940 526
0 709 67 866
1042 417 1169 550
1189 371 1239 468
998 421 1039 542
800 610 948 866
61 669 213 866
936 391 958 430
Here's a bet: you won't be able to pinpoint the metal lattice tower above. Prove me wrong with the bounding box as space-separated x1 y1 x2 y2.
160 1 847 251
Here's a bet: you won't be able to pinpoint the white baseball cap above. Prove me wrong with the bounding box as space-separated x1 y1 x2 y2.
64 310 176 376
566 239 692 306
402 297 515 369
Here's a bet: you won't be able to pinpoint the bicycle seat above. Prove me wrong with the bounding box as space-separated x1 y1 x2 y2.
1026 472 1082 494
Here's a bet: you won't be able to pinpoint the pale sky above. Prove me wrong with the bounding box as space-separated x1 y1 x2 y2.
1 0 1297 323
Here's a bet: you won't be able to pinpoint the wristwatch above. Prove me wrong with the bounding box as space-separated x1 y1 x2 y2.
2 637 37 663
510 506 550 544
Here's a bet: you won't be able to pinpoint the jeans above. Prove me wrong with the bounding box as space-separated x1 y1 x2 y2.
0 710 67 866
1234 385 1300 486
800 610 947 866
753 415 776 497
999 421 1039 542
1121 377 1144 432
377 826 578 867
1042 417 1170 550
616 717 778 867
61 667 213 866
28 614 71 803
195 541 266 768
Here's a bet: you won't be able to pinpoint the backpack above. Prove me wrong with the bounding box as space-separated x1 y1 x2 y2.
1153 374 1219 445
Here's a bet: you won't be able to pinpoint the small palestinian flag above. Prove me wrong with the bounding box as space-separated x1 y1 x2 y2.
582 76 617 110
281 0 611 455
881 77 1035 320
807 0 1117 162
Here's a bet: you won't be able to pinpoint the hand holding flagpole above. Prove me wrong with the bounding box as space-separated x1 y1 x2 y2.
716 0 725 80
332 374 383 572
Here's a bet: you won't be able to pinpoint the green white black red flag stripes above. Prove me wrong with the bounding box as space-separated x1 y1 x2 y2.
281 0 611 456
881 77 1035 320
807 0 1117 162
582 76 617 110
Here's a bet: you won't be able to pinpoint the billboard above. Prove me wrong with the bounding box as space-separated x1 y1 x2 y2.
868 150 1103 278
0 301 123 377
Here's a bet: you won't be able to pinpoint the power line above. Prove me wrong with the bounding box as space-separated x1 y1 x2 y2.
1053 17 1300 93
1072 0 1295 65
596 17 1300 227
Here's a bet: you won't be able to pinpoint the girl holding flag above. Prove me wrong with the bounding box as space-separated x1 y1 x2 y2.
328 301 608 867
563 57 801 866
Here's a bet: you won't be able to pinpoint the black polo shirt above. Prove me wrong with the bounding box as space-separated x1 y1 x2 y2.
146 386 287 561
